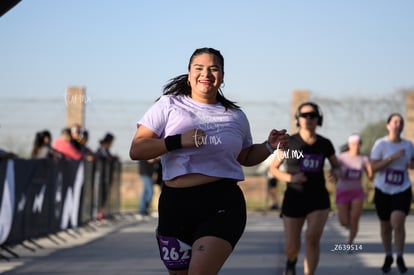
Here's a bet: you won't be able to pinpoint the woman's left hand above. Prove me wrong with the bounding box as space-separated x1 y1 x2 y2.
268 129 289 151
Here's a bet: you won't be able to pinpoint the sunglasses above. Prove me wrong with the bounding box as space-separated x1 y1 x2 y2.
299 112 319 119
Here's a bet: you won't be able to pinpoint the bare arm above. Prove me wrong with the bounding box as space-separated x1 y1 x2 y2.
364 159 374 181
237 143 273 167
129 125 202 160
370 149 405 173
269 150 307 184
269 151 291 183
327 154 341 183
410 156 414 169
237 129 289 167
129 126 166 160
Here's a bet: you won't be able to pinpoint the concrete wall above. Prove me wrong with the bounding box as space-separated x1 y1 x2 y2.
405 91 414 183
66 86 86 128
291 90 310 133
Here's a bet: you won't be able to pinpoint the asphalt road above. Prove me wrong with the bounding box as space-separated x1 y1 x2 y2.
1 212 413 275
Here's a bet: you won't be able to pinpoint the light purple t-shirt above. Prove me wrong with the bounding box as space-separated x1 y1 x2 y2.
370 136 414 194
336 152 369 191
137 95 253 181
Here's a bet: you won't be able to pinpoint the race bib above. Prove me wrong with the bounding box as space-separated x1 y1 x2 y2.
157 235 191 270
300 154 324 172
385 168 404 186
344 168 362 180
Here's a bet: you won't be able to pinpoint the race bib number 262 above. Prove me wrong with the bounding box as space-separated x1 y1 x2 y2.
158 235 191 270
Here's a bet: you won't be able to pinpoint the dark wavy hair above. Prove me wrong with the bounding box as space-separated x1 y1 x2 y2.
31 130 52 157
387 113 404 124
160 47 239 110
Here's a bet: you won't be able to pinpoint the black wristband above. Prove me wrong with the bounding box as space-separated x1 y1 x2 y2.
165 134 182 151
263 140 274 154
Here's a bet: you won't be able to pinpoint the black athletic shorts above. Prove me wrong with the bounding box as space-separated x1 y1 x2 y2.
157 178 246 249
281 185 330 218
374 187 412 221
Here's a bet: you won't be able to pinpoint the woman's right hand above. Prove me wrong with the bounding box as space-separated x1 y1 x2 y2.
181 128 206 148
390 149 405 161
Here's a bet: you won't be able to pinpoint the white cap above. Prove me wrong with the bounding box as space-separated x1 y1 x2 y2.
348 134 362 144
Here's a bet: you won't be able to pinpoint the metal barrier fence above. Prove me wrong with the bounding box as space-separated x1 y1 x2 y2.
0 158 121 248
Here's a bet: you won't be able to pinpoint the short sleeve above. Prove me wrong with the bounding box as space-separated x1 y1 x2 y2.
409 141 414 158
370 139 383 160
325 138 336 157
240 110 253 149
137 96 169 137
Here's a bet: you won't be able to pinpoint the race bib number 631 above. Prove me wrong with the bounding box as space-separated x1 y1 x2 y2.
300 154 324 172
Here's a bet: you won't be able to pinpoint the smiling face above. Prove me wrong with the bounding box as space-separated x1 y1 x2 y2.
387 114 404 136
188 53 224 104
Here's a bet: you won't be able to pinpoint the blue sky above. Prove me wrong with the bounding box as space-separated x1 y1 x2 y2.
1 0 413 103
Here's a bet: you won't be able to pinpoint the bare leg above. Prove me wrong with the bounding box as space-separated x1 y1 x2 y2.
187 236 232 275
380 220 393 253
337 203 350 228
304 209 329 275
283 216 305 261
348 198 363 244
390 210 406 253
268 186 279 209
379 219 394 273
391 210 408 273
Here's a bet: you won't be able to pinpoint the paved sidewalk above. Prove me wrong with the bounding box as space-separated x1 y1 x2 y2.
0 212 413 274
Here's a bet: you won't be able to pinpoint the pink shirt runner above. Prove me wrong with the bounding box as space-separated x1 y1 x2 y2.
53 138 83 160
336 152 369 190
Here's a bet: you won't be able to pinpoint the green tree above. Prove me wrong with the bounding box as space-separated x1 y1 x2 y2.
360 121 387 155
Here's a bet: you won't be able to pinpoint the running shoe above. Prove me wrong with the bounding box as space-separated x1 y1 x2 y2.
396 256 407 274
284 258 297 275
381 255 393 273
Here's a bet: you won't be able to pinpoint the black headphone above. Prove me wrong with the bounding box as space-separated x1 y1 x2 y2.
295 101 323 127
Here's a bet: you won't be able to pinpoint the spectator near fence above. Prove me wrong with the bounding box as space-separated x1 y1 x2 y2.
70 123 83 151
257 154 279 210
96 133 116 160
136 158 160 221
79 129 95 161
52 128 83 160
31 130 62 159
94 132 118 221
